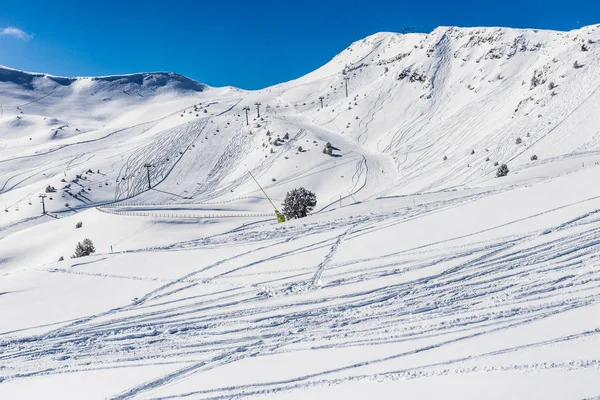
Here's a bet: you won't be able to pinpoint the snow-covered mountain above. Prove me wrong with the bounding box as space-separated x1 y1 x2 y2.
2 24 600 399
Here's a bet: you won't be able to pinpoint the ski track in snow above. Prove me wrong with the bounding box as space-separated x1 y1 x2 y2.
3 188 600 398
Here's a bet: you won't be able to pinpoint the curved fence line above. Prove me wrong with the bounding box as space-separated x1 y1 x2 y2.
97 207 273 219
102 195 284 209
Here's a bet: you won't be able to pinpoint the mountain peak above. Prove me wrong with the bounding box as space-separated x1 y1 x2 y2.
0 65 209 93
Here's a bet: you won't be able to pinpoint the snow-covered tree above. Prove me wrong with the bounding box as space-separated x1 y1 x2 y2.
282 188 317 219
71 238 96 258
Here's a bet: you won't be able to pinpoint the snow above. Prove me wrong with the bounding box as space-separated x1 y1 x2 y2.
2 23 600 399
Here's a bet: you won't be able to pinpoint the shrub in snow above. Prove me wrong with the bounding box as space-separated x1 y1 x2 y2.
496 164 509 177
494 161 499 166
282 188 317 219
75 221 83 229
530 69 546 89
443 155 447 161
71 238 95 258
471 150 475 155
531 154 538 160
58 256 64 262
516 137 522 144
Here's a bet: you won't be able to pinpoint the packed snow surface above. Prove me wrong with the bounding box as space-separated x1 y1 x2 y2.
1 24 600 399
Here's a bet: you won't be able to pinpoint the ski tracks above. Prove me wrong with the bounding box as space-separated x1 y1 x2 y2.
309 226 355 289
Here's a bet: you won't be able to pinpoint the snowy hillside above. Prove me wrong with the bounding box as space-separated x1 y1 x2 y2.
1 24 600 399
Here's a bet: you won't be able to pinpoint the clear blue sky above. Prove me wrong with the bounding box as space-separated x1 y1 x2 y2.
0 0 597 90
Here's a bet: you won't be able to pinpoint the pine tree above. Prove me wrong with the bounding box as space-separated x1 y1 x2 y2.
71 238 96 258
282 188 317 219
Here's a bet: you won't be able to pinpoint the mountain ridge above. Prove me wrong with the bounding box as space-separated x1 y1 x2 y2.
3 24 599 93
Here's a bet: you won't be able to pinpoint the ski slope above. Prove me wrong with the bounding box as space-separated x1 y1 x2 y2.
1 24 600 399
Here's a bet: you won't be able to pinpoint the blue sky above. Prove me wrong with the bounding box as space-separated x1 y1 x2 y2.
0 0 597 89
